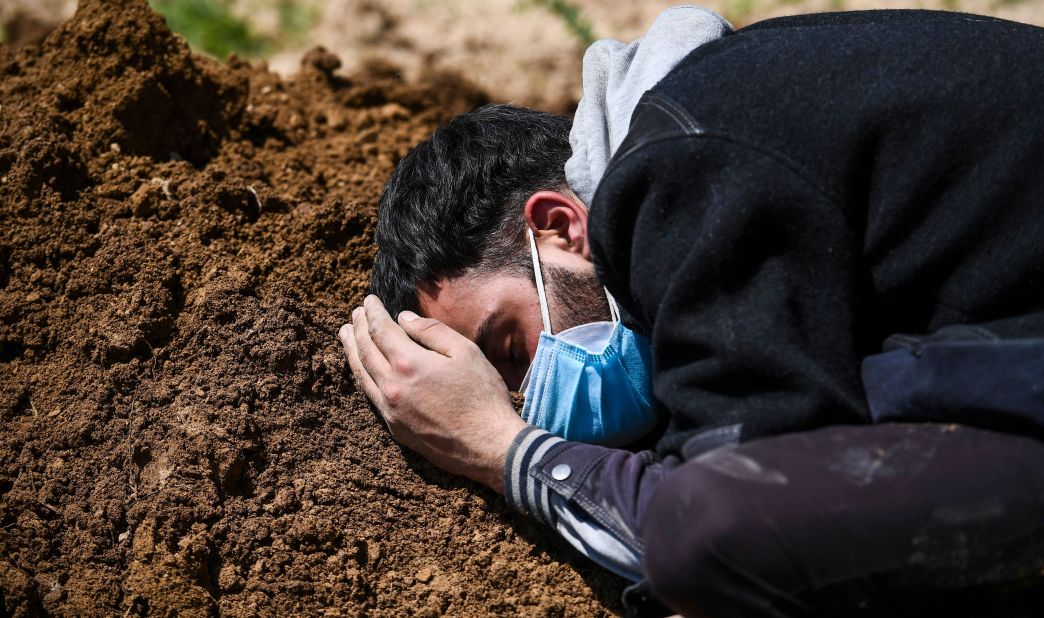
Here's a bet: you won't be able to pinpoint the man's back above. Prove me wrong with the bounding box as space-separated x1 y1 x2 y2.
591 10 1044 450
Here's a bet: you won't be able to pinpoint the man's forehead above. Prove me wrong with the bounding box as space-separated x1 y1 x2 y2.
416 276 489 339
416 276 471 314
416 273 532 340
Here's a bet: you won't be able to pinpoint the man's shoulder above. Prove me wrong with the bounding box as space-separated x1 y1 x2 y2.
605 8 1044 204
736 8 1002 34
656 9 1042 100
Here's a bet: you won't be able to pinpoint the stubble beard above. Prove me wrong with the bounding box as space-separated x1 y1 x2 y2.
543 263 612 333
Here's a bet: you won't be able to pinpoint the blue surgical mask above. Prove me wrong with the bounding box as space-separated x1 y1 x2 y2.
519 228 663 446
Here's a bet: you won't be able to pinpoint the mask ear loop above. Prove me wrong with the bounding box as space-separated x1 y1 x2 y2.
527 227 553 334
605 289 620 324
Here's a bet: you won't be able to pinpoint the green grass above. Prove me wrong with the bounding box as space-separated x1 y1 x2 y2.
148 0 316 59
150 0 267 58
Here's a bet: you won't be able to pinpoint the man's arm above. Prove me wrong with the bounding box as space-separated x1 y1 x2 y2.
340 296 668 579
502 426 677 581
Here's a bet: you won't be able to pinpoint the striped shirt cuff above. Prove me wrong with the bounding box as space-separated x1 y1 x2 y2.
503 426 565 524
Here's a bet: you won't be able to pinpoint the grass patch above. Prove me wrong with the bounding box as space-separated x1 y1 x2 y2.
150 0 267 58
148 0 316 59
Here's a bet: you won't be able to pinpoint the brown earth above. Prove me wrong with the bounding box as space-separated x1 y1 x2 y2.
0 0 625 615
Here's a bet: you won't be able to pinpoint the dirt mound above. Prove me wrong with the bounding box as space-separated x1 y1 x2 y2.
0 1 623 615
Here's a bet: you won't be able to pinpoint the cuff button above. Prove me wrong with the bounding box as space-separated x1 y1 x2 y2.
551 464 572 481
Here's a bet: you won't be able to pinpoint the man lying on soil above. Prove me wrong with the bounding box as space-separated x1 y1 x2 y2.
339 9 1044 617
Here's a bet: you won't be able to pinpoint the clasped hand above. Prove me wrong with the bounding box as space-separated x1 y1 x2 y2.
338 295 526 492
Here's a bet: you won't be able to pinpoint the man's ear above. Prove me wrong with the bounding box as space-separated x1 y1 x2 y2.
523 191 591 259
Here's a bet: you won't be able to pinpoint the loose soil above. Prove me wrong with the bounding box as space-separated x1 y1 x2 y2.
0 0 624 615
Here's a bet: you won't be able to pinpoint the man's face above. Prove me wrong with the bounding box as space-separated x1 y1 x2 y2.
417 253 610 391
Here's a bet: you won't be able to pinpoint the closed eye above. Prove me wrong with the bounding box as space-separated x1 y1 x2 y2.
509 336 521 365
501 328 529 390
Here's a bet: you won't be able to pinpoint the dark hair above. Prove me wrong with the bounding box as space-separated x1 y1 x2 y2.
371 104 572 317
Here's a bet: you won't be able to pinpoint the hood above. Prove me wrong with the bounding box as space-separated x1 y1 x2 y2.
565 6 732 207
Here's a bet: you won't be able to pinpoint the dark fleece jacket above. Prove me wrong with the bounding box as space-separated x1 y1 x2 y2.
589 10 1044 455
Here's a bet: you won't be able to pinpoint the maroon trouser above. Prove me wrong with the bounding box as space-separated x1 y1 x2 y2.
643 424 1044 617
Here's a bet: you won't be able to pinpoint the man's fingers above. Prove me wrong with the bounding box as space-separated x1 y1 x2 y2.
338 322 382 404
363 295 434 370
397 310 471 358
352 306 391 389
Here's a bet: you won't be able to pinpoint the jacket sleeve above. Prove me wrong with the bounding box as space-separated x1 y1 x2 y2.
590 96 871 450
503 426 674 581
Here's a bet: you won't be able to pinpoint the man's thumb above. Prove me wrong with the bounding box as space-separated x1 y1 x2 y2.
398 311 462 357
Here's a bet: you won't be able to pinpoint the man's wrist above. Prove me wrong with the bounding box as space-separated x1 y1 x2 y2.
502 426 566 523
480 413 528 493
